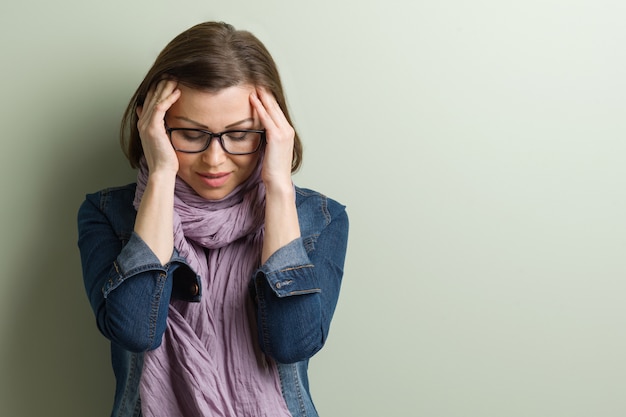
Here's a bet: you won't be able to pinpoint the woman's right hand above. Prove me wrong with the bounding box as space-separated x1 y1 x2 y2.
133 79 180 265
136 79 181 176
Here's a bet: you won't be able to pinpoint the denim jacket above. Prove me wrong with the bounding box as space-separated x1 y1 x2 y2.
77 183 349 417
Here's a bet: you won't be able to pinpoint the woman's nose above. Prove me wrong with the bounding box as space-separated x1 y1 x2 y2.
202 136 227 165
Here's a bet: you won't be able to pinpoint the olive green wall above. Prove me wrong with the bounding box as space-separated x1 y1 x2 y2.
1 1 625 416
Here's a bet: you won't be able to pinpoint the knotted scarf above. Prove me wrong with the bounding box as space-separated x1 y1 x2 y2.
133 157 291 417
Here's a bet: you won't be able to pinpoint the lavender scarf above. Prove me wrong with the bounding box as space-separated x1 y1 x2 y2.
133 158 291 417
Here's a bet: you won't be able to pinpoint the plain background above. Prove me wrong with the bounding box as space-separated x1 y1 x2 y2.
1 0 625 416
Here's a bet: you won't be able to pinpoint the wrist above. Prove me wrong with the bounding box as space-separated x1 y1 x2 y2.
146 169 177 186
264 177 294 197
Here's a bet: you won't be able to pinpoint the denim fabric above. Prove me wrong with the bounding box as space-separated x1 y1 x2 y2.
77 183 349 417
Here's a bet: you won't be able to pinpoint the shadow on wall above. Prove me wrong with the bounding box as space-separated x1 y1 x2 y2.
2 97 136 416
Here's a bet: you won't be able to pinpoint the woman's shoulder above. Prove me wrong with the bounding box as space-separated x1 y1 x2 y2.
295 186 345 209
78 184 137 238
84 183 137 206
294 186 347 231
79 183 138 229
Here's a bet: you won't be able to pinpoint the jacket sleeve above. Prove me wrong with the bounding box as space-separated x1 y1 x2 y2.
251 194 349 363
77 191 197 352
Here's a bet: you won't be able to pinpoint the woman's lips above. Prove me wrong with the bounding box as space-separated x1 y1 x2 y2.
198 172 231 188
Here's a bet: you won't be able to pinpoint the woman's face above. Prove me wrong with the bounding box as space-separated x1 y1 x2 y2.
165 84 261 200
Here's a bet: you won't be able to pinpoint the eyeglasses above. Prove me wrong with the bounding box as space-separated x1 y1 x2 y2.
165 123 265 155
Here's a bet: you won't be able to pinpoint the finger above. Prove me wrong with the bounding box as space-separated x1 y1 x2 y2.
143 83 158 110
137 82 180 142
141 81 179 124
256 87 280 111
251 90 291 135
142 80 173 112
255 88 287 126
154 85 180 115
250 92 277 130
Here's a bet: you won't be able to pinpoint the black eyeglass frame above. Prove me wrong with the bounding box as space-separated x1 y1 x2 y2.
164 124 266 155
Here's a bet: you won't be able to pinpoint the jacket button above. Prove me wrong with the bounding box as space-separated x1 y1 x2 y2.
191 283 199 296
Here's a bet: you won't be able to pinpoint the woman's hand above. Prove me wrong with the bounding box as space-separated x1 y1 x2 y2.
250 87 300 263
136 79 181 176
250 88 295 192
134 80 180 264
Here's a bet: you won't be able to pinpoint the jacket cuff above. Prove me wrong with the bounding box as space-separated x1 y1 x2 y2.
255 238 319 297
104 233 171 297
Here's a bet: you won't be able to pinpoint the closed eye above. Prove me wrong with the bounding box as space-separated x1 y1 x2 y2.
179 129 207 141
224 131 252 141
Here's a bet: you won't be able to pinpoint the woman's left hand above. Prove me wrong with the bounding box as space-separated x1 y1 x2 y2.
251 87 300 263
250 88 295 192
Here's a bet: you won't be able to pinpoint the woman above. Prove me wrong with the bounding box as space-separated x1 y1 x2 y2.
77 21 349 417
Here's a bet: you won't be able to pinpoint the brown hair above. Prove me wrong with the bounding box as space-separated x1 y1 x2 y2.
120 21 302 171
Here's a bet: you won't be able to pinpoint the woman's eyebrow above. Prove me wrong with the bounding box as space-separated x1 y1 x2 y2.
225 118 254 129
172 116 207 128
172 116 254 130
